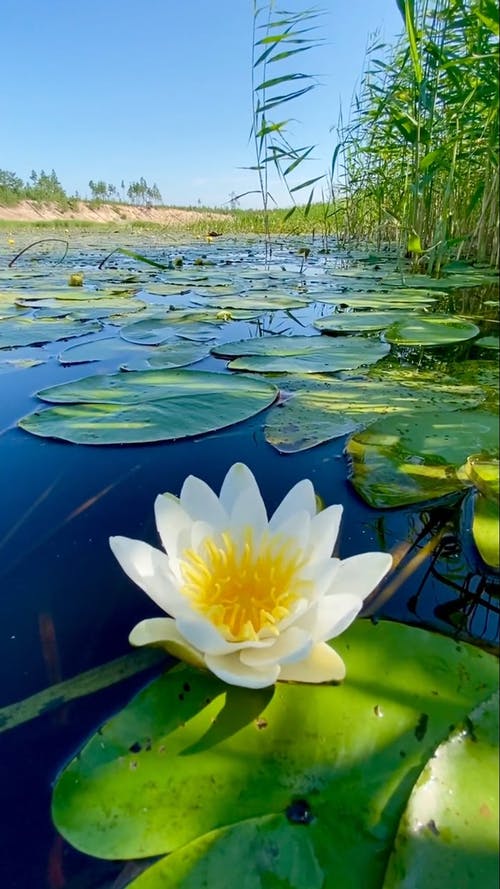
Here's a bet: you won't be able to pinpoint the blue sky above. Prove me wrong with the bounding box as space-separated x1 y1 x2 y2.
1 1 402 208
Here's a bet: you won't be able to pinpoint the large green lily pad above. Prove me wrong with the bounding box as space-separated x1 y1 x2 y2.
58 337 153 366
213 336 390 374
314 312 405 333
121 314 219 345
52 620 498 889
18 370 278 444
384 315 480 347
315 290 439 309
0 317 102 348
122 341 210 371
193 292 310 311
463 458 500 570
384 693 499 889
346 409 499 508
264 374 484 454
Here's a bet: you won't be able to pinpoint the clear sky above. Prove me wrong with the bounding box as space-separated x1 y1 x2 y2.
1 1 402 208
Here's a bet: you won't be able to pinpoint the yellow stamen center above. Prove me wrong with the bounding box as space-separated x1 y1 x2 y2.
180 528 310 642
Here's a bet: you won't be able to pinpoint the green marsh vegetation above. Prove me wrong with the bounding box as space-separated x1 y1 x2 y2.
331 0 499 271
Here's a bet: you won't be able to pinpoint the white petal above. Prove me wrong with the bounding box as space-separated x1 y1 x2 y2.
189 519 217 551
109 536 187 617
269 479 317 531
219 463 259 514
180 475 228 528
309 592 363 642
230 484 268 534
205 652 279 688
129 618 205 668
332 551 393 599
176 613 276 656
240 626 312 667
154 493 191 558
279 642 346 683
271 510 311 552
300 556 340 601
308 505 343 562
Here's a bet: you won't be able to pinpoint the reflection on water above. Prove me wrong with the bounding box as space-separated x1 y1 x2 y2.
0 233 498 888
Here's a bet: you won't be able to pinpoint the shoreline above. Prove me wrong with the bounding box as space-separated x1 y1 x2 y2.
0 199 230 227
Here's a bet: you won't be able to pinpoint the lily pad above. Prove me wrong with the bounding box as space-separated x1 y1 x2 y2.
213 336 390 374
122 341 211 371
192 293 309 311
58 337 153 366
346 409 499 508
471 493 500 570
384 315 480 347
121 314 219 345
52 620 498 888
0 358 45 374
447 361 499 409
19 370 278 444
463 458 500 570
0 317 102 349
264 374 483 454
474 336 500 351
314 312 405 333
384 693 499 889
315 291 438 309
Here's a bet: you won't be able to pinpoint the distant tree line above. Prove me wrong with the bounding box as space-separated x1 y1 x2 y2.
88 177 162 205
0 168 163 206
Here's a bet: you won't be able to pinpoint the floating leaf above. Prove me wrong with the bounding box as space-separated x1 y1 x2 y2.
19 370 278 445
121 314 219 345
384 694 499 889
52 620 498 888
264 374 483 454
0 317 102 349
213 335 390 374
192 292 309 311
471 492 500 570
463 458 500 570
347 409 499 508
474 336 500 351
314 312 405 333
384 315 480 347
58 337 153 366
315 290 439 309
0 358 44 374
122 341 211 371
447 361 499 408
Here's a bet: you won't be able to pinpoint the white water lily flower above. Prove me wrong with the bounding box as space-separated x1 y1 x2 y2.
110 463 392 689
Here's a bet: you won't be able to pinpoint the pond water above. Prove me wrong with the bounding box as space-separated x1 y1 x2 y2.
0 232 498 888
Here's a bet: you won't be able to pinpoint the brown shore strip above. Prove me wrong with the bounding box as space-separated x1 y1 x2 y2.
0 199 229 227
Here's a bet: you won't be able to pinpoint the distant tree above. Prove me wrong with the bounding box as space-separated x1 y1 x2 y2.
26 169 67 202
148 183 163 205
88 179 108 201
0 169 25 205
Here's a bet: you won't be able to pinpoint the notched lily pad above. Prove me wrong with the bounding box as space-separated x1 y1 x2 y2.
384 315 480 347
347 409 499 508
264 373 483 454
51 620 498 888
19 370 278 445
384 693 499 889
314 312 405 334
0 317 102 349
213 336 390 374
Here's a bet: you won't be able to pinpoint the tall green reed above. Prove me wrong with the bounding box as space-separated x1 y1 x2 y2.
244 2 324 260
340 0 499 272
